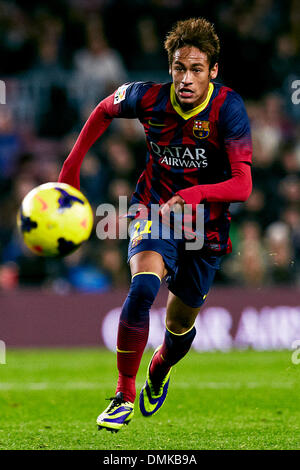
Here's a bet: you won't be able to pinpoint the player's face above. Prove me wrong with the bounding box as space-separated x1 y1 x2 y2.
170 46 218 110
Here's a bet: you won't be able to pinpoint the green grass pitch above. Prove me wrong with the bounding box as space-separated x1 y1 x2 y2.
0 348 299 450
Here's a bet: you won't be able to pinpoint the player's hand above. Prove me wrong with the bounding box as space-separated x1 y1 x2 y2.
160 195 185 216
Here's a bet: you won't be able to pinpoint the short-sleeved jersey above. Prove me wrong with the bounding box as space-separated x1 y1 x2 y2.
105 81 252 254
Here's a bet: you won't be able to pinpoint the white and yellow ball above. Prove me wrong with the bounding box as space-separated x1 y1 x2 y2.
17 182 93 257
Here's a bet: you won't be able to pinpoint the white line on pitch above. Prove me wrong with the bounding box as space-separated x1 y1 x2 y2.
0 381 297 391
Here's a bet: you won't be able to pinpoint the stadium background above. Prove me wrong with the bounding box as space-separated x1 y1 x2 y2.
0 0 300 349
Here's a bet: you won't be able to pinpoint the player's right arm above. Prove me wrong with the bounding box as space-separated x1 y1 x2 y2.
58 82 148 189
58 94 115 189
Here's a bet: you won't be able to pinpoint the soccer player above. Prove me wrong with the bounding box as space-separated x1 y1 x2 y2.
58 17 252 432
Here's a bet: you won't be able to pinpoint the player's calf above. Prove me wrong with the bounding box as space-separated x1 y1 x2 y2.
116 272 161 403
151 324 196 390
139 325 196 417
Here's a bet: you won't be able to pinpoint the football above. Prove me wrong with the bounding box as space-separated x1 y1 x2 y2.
17 182 93 257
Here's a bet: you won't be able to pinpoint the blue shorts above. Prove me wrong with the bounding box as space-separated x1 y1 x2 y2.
127 217 222 308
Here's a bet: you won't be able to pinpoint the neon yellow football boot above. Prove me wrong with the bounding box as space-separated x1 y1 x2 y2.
139 346 172 417
97 392 134 433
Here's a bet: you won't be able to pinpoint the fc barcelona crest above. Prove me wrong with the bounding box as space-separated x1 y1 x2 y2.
193 120 210 139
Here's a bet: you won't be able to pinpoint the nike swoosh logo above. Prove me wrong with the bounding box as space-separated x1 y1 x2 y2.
34 195 48 211
148 120 167 127
142 387 159 413
116 348 136 353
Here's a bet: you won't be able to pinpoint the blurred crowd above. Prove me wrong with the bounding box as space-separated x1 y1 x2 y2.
0 0 299 292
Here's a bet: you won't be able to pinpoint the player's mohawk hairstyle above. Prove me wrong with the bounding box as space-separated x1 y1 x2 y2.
164 17 220 68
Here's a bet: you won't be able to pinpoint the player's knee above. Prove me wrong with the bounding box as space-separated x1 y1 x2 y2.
166 318 194 335
121 273 161 326
128 272 161 308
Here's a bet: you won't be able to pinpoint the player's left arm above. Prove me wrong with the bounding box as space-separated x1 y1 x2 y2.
161 160 251 214
172 92 253 207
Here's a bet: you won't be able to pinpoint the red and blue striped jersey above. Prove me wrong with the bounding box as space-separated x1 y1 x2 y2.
106 81 252 253
59 80 252 254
